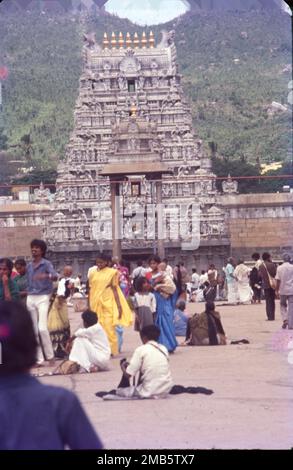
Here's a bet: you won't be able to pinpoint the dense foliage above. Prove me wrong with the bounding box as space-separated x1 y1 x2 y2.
0 2 292 192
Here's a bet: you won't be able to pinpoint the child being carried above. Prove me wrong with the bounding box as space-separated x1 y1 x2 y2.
152 262 176 299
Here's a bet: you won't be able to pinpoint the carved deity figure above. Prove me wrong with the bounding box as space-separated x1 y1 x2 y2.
118 75 126 91
222 175 238 194
128 137 139 151
34 182 51 204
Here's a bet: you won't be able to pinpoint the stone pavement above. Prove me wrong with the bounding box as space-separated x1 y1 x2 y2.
38 301 293 449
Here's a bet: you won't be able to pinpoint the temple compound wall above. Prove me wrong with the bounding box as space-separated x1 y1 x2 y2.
223 193 293 262
0 201 49 259
1 192 292 274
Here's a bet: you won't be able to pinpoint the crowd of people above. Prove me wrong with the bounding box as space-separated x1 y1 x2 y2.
1 240 293 448
223 252 293 329
1 244 293 364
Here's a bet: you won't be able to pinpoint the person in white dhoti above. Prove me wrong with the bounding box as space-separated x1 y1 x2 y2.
69 310 111 372
223 258 239 305
234 260 252 304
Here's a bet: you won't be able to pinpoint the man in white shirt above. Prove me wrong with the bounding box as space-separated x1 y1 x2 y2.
276 253 293 329
199 270 208 286
69 310 111 372
104 325 173 400
191 268 200 290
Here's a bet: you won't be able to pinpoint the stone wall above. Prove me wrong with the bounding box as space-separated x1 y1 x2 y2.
222 193 293 260
1 193 292 274
0 203 50 259
0 226 43 258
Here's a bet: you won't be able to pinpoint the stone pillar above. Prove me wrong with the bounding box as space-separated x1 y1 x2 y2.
110 180 122 261
156 179 165 260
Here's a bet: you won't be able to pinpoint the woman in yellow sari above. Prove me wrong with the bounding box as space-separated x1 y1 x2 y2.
88 253 133 355
48 266 74 358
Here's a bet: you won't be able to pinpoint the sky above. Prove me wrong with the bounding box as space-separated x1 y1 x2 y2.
105 1 291 25
105 0 190 26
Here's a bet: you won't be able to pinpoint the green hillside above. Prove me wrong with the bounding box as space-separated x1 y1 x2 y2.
0 4 291 173
174 10 292 165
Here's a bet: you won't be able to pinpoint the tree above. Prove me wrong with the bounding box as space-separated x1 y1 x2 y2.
0 150 22 195
20 134 33 164
257 162 293 193
212 157 260 193
213 157 293 194
11 168 57 187
0 127 7 150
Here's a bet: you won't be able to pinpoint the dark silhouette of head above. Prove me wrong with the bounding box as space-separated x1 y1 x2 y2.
135 276 149 293
0 301 37 376
176 300 186 311
0 258 14 278
14 258 27 276
30 239 47 257
82 310 98 328
140 324 160 343
262 252 271 262
252 252 260 261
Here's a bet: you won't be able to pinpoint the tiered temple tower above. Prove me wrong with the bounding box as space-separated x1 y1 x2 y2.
45 30 229 273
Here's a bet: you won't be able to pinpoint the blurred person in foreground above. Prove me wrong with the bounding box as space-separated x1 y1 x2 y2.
0 301 103 450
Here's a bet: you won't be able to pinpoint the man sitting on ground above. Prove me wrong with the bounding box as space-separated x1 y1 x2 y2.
68 310 111 373
103 325 173 400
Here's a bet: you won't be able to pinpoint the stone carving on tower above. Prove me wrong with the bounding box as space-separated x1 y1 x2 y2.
46 30 227 254
222 174 238 194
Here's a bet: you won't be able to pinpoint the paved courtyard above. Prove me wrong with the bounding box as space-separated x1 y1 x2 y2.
38 301 293 449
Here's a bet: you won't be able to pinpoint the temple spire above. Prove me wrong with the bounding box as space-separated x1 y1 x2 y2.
103 32 109 49
133 32 139 48
141 31 147 48
111 32 117 48
125 32 132 48
149 31 155 48
118 32 124 48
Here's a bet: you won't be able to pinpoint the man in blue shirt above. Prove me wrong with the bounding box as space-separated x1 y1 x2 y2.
0 300 103 450
26 239 58 365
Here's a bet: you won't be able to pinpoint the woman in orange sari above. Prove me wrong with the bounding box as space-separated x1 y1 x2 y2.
88 253 132 355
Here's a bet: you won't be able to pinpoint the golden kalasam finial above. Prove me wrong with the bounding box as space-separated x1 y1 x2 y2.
125 32 132 48
118 32 124 48
149 30 155 48
103 32 109 49
130 103 137 117
133 32 139 48
141 31 147 48
111 32 117 48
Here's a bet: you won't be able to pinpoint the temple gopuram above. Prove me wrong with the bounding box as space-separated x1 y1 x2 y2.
44 30 231 272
